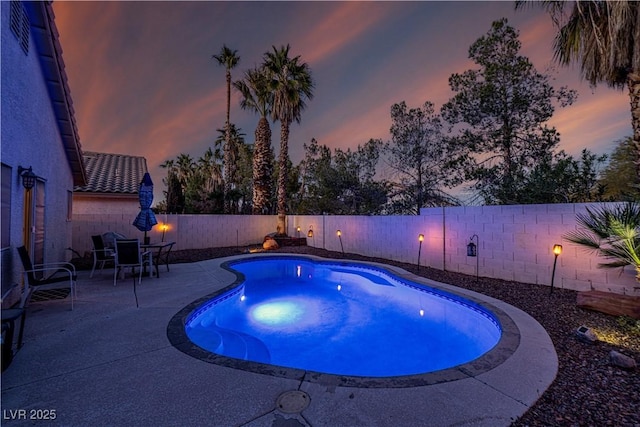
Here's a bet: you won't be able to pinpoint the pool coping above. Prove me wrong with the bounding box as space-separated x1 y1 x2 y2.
2 253 559 426
168 254 528 388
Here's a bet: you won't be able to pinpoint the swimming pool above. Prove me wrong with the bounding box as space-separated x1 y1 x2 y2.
178 257 503 379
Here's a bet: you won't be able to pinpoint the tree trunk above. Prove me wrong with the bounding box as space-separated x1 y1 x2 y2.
416 156 423 215
276 121 290 235
252 117 272 215
223 70 232 214
628 72 640 188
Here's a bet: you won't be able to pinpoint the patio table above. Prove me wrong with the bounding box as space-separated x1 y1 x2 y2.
140 241 175 278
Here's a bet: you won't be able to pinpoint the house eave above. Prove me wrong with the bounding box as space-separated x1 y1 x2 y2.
24 0 87 187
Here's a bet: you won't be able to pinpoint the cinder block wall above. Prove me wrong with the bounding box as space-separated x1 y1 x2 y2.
71 214 278 256
72 203 639 296
441 203 638 295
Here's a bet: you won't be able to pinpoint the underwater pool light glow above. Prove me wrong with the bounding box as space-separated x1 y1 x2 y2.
250 300 304 326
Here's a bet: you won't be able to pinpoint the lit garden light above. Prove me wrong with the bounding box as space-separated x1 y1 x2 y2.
550 244 562 295
418 234 425 271
337 230 344 254
160 223 169 242
296 226 301 237
306 226 315 250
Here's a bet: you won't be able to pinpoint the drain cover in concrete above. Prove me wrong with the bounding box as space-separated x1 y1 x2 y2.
276 390 310 413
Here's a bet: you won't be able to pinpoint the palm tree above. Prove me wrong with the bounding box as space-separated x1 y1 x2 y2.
519 1 640 186
215 124 246 213
234 66 275 215
160 159 186 213
160 159 175 175
175 153 195 190
213 45 240 214
263 44 314 234
564 202 640 281
197 147 223 194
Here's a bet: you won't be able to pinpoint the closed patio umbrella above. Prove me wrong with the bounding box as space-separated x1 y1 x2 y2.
133 173 158 244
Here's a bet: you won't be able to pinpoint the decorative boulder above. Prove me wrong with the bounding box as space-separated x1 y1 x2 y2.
263 237 279 250
609 351 637 370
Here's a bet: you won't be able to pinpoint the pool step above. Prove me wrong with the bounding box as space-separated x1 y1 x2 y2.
216 328 271 363
333 268 393 287
186 328 223 352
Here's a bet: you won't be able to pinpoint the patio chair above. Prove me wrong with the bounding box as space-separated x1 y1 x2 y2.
90 235 115 278
102 231 127 251
1 285 27 372
114 239 151 307
17 246 77 310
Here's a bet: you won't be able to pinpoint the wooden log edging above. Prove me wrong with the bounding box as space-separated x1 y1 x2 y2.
577 291 640 319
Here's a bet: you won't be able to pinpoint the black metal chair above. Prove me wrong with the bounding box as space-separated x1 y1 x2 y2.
90 235 115 278
17 246 77 310
114 239 151 307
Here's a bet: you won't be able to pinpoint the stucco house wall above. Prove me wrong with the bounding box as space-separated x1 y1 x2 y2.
1 1 86 303
72 196 140 216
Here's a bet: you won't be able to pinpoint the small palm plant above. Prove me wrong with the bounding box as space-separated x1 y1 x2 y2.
564 202 640 282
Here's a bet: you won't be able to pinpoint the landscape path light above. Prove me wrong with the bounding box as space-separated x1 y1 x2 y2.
550 244 562 295
418 234 424 271
307 225 314 247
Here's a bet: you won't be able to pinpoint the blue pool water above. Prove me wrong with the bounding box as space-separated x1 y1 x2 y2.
185 258 501 377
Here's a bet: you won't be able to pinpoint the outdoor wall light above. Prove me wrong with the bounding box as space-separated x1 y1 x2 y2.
336 230 344 253
18 166 36 190
307 226 314 238
550 244 562 295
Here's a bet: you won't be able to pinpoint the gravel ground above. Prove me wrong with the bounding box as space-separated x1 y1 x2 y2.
80 245 640 426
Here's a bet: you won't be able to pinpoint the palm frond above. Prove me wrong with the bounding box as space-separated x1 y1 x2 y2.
564 229 602 250
597 260 632 269
563 202 640 280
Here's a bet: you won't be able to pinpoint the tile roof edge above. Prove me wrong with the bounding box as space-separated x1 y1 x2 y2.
83 151 148 159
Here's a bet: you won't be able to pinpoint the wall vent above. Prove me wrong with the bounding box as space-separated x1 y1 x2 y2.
10 1 29 55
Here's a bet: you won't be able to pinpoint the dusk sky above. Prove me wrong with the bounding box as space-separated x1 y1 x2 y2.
53 1 632 202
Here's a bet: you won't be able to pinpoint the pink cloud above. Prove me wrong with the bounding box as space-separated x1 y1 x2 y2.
51 1 633 203
550 90 631 154
295 3 394 65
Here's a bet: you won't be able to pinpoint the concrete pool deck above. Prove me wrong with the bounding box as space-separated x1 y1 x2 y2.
1 254 557 426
